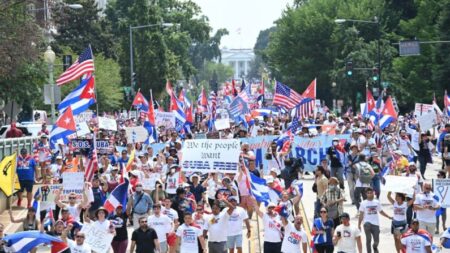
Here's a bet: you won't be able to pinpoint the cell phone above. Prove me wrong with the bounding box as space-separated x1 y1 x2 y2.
337 231 341 237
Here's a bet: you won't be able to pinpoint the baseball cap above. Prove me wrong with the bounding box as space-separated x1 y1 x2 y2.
228 196 239 202
340 212 350 219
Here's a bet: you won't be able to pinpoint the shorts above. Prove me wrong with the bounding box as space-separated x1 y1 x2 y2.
227 234 243 248
239 195 252 210
391 220 408 234
19 180 34 193
445 159 450 166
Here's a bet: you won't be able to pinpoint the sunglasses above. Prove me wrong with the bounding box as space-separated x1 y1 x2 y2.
76 235 85 239
140 221 147 223
69 197 76 200
196 209 203 212
320 211 327 213
153 206 161 209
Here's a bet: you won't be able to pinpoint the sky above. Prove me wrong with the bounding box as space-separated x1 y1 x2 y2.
192 0 293 49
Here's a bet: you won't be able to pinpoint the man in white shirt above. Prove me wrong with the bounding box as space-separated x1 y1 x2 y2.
333 212 362 253
253 200 283 252
148 203 173 253
414 183 440 234
358 188 392 253
280 215 308 253
204 199 235 253
398 219 433 253
176 212 207 253
62 225 91 253
225 196 251 253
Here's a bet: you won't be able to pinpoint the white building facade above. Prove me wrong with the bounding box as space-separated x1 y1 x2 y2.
220 48 255 79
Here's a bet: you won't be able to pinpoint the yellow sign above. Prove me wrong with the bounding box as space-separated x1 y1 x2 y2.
0 153 20 197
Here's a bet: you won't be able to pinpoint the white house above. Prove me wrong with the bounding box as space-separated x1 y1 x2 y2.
220 48 255 79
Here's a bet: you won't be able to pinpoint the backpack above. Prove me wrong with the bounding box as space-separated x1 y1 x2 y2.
357 162 373 184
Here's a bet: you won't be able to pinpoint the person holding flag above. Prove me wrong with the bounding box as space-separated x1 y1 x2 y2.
397 219 433 253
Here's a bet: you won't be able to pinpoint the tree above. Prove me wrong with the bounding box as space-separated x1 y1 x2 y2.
51 0 116 58
433 0 450 102
248 27 276 79
197 61 234 85
0 0 46 111
94 54 124 112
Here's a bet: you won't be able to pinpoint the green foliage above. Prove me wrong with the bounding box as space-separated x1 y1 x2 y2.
0 0 46 107
263 0 450 111
197 62 234 84
51 0 116 58
94 54 124 112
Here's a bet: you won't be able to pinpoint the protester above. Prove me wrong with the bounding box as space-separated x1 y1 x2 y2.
327 137 345 188
436 170 447 235
225 196 250 253
312 207 334 253
176 213 207 253
387 191 412 253
253 199 283 253
8 207 39 231
130 182 153 229
204 199 235 253
130 216 161 253
397 219 433 253
16 148 37 208
414 182 441 235
110 204 130 253
147 203 173 253
320 177 345 228
333 212 363 253
280 214 308 253
61 224 91 253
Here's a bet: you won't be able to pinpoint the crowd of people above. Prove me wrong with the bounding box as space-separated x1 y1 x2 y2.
1 109 450 253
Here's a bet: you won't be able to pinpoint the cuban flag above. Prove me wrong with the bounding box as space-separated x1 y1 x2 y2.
379 96 397 129
401 229 433 252
445 90 450 116
144 95 157 144
58 75 96 116
104 178 129 214
312 218 327 244
369 95 385 125
274 204 289 218
49 106 76 149
3 231 65 253
132 91 149 112
32 188 41 221
170 93 186 131
249 173 270 205
251 108 279 118
179 89 192 109
197 87 208 113
364 89 376 118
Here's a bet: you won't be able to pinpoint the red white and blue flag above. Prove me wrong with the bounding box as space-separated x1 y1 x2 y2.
445 90 450 116
273 81 303 109
132 91 149 112
379 96 397 129
104 178 129 213
56 46 95 86
364 88 376 118
144 93 157 144
58 75 96 116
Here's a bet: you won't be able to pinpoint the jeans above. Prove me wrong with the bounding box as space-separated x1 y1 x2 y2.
111 239 128 253
371 175 381 199
436 208 447 231
264 242 282 253
363 222 380 253
354 187 367 210
346 172 356 204
418 155 428 178
331 166 345 189
208 241 227 253
315 244 334 253
314 198 322 218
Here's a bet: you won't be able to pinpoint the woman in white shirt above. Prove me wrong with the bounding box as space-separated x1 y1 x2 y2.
387 192 414 253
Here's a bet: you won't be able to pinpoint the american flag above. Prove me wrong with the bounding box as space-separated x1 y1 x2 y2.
273 81 302 109
293 98 315 119
228 84 251 118
85 129 98 182
56 46 95 86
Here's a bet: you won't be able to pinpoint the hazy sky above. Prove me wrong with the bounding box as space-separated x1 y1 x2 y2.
192 0 293 49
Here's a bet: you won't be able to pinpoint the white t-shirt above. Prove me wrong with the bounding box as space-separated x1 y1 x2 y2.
359 199 382 226
414 192 439 223
176 224 202 253
204 211 229 242
67 205 81 222
334 224 361 253
281 222 307 253
147 214 172 243
263 213 282 243
398 137 412 156
165 172 180 194
162 207 179 223
393 201 408 222
68 240 92 253
226 206 249 236
92 219 111 232
401 234 431 253
193 212 209 230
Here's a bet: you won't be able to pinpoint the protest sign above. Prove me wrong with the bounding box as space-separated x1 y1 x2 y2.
129 111 137 119
433 179 450 208
214 118 230 131
74 111 93 124
38 184 61 204
149 134 352 173
181 139 240 173
384 175 417 195
414 103 434 116
81 223 114 253
360 103 366 115
62 172 84 195
321 124 336 135
71 139 111 155
98 116 118 131
155 111 175 129
75 122 91 137
125 126 148 143
417 112 436 132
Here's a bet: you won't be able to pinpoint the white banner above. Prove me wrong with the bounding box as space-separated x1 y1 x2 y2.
155 111 175 129
74 111 93 124
433 179 450 208
62 172 84 196
384 175 417 195
98 116 118 131
125 126 148 143
414 103 434 117
214 118 230 131
181 139 240 173
76 122 91 137
81 223 114 253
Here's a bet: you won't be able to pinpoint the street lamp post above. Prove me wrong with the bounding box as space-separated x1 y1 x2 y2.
335 17 381 89
44 46 56 124
129 23 175 89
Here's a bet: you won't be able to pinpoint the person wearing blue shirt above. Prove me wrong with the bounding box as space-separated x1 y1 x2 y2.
313 207 335 253
117 150 129 171
16 148 37 208
439 124 450 171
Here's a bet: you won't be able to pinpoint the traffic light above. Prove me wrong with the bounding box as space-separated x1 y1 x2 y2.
345 61 353 76
62 55 72 71
372 67 379 81
131 72 137 88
